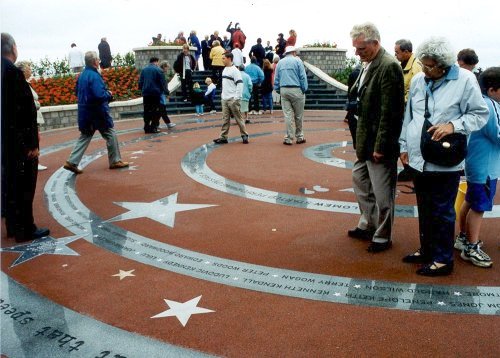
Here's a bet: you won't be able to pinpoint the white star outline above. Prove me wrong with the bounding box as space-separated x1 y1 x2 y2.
151 295 215 327
106 193 217 228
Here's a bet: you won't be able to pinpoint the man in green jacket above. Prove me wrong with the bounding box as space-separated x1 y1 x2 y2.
347 22 404 252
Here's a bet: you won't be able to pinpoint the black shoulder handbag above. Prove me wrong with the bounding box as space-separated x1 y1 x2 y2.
420 90 467 166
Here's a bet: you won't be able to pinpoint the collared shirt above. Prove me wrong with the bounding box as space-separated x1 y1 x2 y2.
273 54 308 93
399 65 489 172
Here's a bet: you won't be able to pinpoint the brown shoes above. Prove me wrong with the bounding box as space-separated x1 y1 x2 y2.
63 161 83 174
109 161 129 169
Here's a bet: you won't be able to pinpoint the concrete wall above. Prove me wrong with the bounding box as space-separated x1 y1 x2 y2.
39 98 143 131
298 48 347 75
133 46 196 71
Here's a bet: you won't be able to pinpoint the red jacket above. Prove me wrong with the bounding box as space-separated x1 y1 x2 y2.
232 30 246 49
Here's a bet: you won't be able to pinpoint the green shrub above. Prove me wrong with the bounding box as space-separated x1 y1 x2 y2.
330 57 360 85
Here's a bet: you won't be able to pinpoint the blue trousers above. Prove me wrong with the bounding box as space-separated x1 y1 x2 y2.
414 171 460 264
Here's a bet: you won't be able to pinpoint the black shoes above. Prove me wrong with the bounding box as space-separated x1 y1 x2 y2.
416 262 453 276
367 241 392 253
213 138 228 144
347 227 374 241
33 227 50 239
15 227 50 242
242 135 249 144
296 138 306 144
402 249 431 264
283 141 292 145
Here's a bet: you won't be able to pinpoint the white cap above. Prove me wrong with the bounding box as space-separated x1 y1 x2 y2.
284 46 297 54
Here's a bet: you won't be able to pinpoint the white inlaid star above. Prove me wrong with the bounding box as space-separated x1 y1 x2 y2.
106 193 217 228
454 292 462 296
354 284 361 289
151 295 214 327
437 301 446 306
334 292 341 297
112 269 136 280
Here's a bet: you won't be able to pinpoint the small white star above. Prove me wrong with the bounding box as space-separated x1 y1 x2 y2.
233 277 239 280
454 292 462 296
354 284 361 289
112 269 136 280
334 292 341 297
272 274 279 278
151 295 214 327
437 301 446 306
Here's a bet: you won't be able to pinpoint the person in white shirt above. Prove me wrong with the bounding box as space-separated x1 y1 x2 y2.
204 77 217 114
68 43 84 73
213 52 249 144
231 43 244 67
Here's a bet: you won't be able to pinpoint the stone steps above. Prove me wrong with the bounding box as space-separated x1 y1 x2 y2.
121 69 347 117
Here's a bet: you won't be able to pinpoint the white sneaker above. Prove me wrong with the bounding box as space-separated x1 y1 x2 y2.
250 110 256 115
38 164 48 171
167 123 176 129
461 243 493 268
258 110 264 115
200 113 204 116
210 110 216 114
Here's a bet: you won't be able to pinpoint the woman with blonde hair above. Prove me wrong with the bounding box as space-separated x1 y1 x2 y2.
209 40 225 86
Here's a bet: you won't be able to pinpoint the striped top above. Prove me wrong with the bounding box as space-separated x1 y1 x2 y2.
221 65 243 100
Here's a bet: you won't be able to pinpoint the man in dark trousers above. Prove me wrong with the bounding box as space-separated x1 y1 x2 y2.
1 32 49 242
139 57 168 133
249 38 266 68
98 37 112 69
173 44 196 102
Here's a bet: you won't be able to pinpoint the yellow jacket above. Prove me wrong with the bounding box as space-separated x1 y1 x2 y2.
402 53 422 102
210 45 225 67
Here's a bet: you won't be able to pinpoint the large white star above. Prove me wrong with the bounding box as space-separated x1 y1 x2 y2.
106 193 217 228
151 295 214 327
112 269 136 280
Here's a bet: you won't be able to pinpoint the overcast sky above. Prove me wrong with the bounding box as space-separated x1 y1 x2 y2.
1 0 498 68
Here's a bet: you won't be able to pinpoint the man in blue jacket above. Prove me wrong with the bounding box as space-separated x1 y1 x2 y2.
63 51 128 174
139 57 168 133
245 57 264 115
274 46 308 145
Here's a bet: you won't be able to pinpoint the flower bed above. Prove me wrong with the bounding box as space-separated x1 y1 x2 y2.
30 66 140 107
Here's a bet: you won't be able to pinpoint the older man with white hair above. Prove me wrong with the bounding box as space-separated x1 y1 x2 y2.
274 45 308 145
347 22 404 252
63 51 128 174
1 32 50 242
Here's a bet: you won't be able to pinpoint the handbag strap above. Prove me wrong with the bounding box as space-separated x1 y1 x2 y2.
489 98 500 125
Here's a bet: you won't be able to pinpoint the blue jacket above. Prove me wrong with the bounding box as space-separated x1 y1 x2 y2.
139 63 168 97
465 95 500 183
189 35 202 56
76 66 113 132
240 71 253 101
400 65 489 172
245 63 264 85
274 54 308 93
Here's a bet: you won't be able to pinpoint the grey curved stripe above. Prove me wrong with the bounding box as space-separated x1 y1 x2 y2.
181 137 417 217
0 272 214 358
41 143 500 315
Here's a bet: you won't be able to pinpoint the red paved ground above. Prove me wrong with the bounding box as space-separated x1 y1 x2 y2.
2 111 499 357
